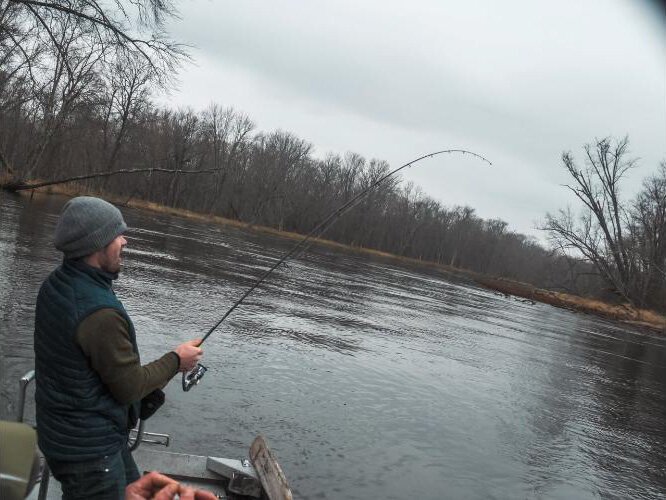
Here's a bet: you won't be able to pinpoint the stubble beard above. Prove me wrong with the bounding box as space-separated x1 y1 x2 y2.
101 250 122 274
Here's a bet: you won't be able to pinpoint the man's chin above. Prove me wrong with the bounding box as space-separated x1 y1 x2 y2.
101 262 122 275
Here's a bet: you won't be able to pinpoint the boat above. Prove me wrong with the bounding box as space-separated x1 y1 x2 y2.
12 370 293 500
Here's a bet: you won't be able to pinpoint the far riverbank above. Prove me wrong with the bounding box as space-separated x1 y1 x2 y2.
12 185 666 333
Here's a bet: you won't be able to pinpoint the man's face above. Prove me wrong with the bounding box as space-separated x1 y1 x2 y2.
100 235 127 274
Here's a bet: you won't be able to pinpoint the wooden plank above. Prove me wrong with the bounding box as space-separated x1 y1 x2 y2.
249 436 293 500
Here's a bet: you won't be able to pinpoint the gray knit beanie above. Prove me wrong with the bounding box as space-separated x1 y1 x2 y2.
54 197 128 259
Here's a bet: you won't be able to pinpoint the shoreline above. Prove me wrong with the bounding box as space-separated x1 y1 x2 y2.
12 184 666 333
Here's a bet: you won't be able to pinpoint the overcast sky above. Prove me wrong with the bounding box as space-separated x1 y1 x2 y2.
159 0 666 241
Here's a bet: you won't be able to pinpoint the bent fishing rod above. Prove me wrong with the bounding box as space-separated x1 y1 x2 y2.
182 149 492 391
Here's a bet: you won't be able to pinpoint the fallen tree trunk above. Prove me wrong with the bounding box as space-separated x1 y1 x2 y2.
0 166 220 192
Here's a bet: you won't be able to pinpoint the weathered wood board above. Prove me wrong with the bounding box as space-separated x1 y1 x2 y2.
249 436 293 500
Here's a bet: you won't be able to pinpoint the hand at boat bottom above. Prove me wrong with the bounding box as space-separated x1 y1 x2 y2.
125 471 218 500
173 339 204 372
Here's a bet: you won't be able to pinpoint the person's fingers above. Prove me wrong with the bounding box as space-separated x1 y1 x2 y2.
194 488 220 500
144 471 178 489
153 482 180 500
179 486 217 500
178 485 195 500
125 471 178 498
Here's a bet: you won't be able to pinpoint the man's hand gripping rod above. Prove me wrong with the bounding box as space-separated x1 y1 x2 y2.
181 149 492 391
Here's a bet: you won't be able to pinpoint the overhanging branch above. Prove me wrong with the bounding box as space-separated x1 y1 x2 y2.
5 166 222 191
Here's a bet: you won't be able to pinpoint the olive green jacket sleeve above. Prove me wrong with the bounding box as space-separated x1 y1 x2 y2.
76 308 179 405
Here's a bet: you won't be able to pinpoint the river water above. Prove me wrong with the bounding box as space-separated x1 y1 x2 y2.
1 192 666 499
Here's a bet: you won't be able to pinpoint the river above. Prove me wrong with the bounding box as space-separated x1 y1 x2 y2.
1 192 665 499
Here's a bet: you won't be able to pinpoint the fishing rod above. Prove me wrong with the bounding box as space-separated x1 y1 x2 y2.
182 149 492 391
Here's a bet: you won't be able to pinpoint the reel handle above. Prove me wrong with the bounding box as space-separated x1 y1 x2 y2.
182 363 208 391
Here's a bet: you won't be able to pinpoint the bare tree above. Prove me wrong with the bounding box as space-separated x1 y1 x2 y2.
200 104 254 214
0 0 186 185
102 53 152 171
629 162 666 306
447 205 477 267
23 12 110 179
544 137 638 303
5 0 185 79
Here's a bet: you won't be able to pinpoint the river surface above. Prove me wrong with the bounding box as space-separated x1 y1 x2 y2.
1 192 666 499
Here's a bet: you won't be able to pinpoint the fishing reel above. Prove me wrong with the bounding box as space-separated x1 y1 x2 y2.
182 363 208 391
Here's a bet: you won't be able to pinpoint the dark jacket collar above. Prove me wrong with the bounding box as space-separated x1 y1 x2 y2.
63 258 118 288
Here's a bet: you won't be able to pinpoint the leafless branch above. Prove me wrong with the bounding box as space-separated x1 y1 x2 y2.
7 166 223 190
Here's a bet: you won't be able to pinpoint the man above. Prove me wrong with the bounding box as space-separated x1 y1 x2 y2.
34 196 204 499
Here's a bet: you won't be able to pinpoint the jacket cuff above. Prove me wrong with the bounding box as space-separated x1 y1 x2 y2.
171 351 181 371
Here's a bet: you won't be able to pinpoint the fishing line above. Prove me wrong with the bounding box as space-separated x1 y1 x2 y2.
183 149 492 390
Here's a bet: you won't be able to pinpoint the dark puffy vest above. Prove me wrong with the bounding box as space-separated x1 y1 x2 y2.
34 260 138 462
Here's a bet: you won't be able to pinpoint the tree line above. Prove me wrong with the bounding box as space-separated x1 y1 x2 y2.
1 1 664 311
